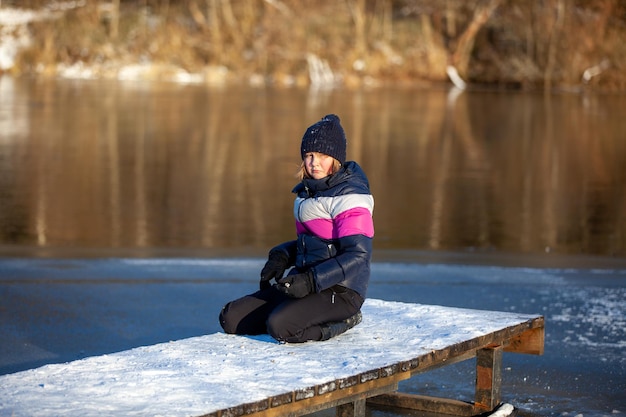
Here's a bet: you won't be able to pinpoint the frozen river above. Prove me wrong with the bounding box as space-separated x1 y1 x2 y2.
1 255 624 417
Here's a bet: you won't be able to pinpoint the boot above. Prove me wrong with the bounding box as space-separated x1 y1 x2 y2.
320 311 362 341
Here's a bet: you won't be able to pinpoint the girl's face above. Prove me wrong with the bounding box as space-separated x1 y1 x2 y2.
304 152 335 179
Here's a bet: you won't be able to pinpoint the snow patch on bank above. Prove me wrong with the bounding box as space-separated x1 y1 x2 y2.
0 3 221 83
1 3 88 70
0 9 39 70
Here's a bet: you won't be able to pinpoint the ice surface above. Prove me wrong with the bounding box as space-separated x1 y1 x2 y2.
1 257 624 417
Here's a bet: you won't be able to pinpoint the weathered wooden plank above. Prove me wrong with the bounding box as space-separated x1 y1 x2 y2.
269 392 293 407
243 375 403 417
367 393 475 416
504 322 545 355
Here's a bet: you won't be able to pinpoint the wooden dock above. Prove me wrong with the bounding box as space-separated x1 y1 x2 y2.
0 299 544 417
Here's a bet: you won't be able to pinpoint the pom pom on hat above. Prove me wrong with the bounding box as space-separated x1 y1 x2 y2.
300 114 347 164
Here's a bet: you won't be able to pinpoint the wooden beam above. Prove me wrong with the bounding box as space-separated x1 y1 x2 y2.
369 346 508 416
474 346 503 412
367 393 475 416
244 376 402 417
336 398 366 417
504 324 545 355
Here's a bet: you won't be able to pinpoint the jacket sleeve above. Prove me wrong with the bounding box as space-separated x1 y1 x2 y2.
270 240 298 266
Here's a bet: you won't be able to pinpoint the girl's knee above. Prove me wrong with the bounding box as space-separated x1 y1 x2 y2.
219 302 237 334
266 312 286 341
267 312 299 342
267 312 317 343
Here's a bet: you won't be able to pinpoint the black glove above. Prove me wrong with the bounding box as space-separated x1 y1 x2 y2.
260 250 289 290
276 271 315 298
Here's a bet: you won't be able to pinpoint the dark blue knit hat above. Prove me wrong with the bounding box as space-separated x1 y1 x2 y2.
300 114 347 164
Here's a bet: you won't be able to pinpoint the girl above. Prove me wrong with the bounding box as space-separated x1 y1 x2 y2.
219 114 374 343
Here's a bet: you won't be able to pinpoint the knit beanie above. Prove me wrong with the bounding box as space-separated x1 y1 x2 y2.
300 114 347 164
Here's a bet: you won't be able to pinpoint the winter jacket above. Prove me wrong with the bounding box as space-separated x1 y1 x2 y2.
271 161 374 298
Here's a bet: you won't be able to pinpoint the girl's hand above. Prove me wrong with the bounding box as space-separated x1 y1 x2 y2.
276 271 314 298
259 250 289 290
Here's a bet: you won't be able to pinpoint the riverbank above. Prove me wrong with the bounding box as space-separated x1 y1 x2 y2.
1 1 625 91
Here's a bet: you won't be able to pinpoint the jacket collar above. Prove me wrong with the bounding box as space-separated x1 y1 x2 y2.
292 161 361 196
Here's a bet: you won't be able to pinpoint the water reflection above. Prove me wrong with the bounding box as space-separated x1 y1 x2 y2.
0 77 624 256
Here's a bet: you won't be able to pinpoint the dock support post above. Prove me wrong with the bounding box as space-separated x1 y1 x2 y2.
474 345 503 412
336 398 366 417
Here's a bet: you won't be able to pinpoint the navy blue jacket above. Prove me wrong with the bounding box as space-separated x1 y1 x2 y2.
272 161 374 298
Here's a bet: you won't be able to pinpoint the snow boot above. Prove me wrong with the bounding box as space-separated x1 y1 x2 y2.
320 311 362 341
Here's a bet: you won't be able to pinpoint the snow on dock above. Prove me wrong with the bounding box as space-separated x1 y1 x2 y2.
0 299 543 417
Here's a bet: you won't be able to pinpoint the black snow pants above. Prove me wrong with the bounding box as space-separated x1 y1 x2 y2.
219 285 363 343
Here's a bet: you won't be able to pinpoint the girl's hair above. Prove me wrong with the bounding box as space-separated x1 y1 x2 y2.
297 158 342 180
